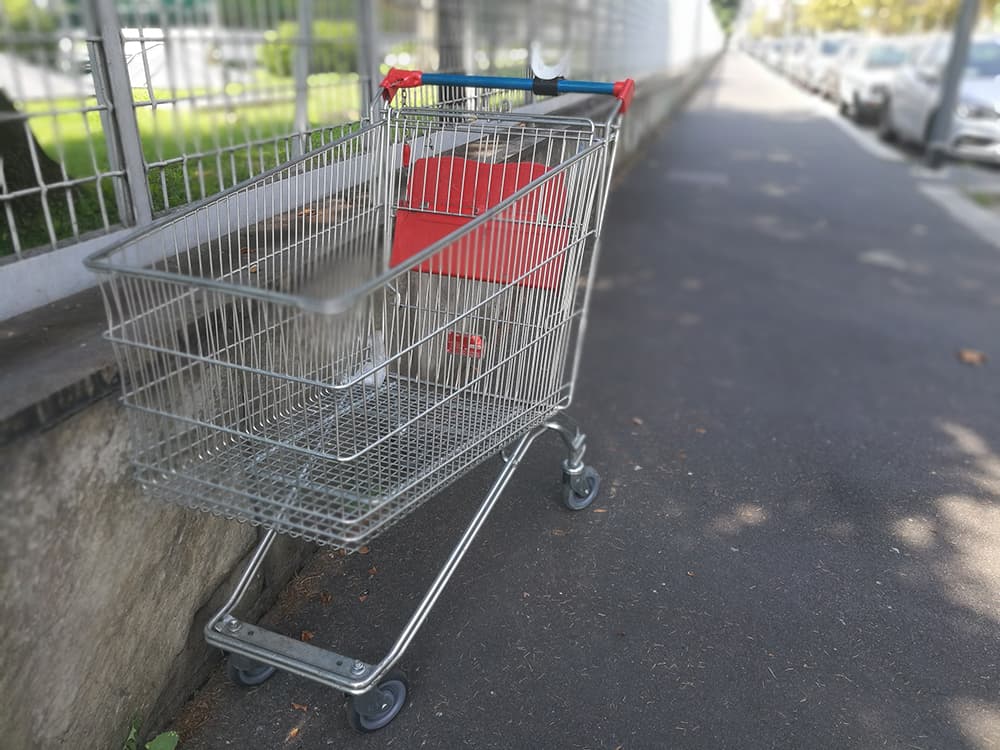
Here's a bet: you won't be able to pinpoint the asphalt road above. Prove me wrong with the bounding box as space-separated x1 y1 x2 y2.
174 54 1000 750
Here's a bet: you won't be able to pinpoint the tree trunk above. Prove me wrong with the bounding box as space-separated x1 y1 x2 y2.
0 87 66 248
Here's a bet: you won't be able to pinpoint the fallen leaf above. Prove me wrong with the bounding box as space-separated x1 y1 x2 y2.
368 565 378 576
358 546 370 555
248 264 258 274
239 247 254 255
286 726 300 740
298 208 313 216
319 591 333 605
291 703 308 713
958 348 987 366
358 593 369 603
300 630 314 642
593 508 608 513
632 416 644 425
551 528 568 536
695 427 707 434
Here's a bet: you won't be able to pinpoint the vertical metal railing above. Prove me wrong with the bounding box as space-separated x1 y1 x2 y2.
0 0 712 264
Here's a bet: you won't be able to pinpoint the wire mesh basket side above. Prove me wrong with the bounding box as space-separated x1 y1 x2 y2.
95 102 616 546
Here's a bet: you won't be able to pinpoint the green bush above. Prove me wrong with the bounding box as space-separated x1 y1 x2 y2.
258 20 358 77
0 0 58 66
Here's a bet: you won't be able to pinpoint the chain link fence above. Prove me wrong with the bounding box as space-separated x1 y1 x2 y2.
0 0 718 262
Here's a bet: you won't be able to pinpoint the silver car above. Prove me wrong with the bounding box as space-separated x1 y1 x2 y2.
838 38 912 122
880 36 1000 163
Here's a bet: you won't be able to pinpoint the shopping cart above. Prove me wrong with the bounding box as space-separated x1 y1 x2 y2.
86 68 634 732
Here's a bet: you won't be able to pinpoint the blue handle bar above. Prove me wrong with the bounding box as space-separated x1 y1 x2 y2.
420 73 616 97
379 68 635 113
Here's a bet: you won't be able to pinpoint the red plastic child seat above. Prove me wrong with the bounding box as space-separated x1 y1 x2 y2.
390 156 569 289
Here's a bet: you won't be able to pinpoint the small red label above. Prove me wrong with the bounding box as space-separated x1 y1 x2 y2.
447 332 484 358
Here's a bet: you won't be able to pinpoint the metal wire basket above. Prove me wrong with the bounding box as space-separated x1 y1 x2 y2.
87 78 621 550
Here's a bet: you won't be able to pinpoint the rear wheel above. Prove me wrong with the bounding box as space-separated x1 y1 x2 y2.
877 100 897 143
226 657 276 687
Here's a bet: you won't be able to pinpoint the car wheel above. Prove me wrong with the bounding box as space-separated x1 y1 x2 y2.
850 95 865 124
877 100 897 143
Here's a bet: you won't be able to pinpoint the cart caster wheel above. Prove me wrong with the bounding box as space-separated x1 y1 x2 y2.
347 670 409 733
562 465 600 511
226 657 276 687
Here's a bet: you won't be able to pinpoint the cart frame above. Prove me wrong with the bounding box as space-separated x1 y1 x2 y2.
87 69 633 731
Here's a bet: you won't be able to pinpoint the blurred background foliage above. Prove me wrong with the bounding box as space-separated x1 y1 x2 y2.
750 0 1000 35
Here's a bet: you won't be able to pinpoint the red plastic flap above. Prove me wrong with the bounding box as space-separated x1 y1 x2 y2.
391 156 569 289
380 67 423 102
612 78 636 113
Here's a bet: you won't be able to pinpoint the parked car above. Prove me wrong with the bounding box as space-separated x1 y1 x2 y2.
764 39 785 69
880 35 1000 163
838 37 912 122
781 37 811 82
805 34 851 93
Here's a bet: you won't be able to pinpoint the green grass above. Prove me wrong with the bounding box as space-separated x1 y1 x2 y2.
4 74 362 256
968 190 1000 211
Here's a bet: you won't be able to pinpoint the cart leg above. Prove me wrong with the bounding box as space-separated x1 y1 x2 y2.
209 529 281 687
545 418 601 511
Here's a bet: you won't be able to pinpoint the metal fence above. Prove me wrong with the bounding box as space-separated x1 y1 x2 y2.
0 0 716 263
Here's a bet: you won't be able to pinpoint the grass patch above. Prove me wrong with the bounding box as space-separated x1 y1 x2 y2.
4 75 361 256
967 190 1000 210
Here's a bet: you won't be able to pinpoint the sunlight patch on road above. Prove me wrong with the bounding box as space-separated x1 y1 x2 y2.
922 422 1000 624
752 214 805 241
858 250 928 276
666 169 730 188
892 516 937 551
709 504 768 535
949 698 1000 750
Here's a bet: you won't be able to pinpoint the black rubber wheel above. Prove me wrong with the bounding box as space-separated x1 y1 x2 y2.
877 101 897 143
226 657 276 687
347 670 409 733
562 466 600 511
850 95 863 123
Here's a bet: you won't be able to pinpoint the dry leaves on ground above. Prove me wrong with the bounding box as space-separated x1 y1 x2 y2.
300 630 315 642
957 348 987 366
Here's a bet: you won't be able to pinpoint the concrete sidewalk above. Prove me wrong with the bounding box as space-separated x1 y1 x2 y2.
171 55 1000 749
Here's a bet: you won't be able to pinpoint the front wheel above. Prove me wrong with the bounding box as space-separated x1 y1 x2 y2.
562 466 600 511
347 670 409 733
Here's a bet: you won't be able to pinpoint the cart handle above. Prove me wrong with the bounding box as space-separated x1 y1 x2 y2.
379 68 636 114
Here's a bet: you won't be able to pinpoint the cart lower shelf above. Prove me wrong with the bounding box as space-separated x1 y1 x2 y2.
135 376 558 548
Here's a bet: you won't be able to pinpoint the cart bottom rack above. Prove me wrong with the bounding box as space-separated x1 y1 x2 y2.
205 417 598 731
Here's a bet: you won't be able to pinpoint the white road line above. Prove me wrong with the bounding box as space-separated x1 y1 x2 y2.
811 101 904 163
920 183 1000 252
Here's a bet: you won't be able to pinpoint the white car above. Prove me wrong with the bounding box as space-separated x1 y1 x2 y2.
805 35 851 93
880 35 1000 163
838 38 912 122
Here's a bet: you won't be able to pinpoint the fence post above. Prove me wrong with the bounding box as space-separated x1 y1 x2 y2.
355 0 379 115
292 0 314 157
87 0 153 227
